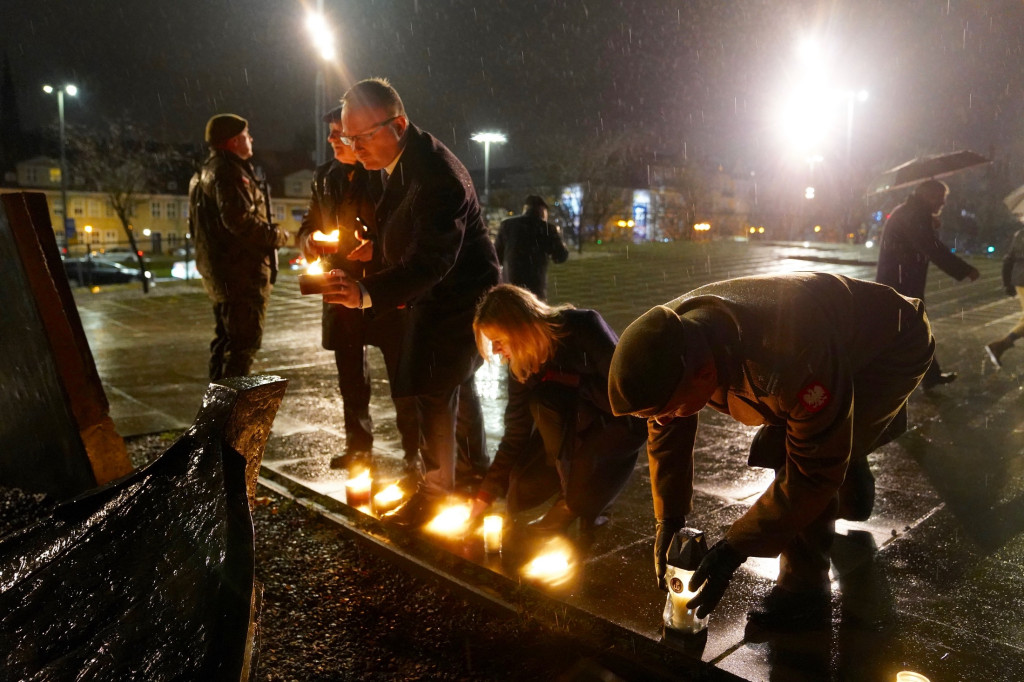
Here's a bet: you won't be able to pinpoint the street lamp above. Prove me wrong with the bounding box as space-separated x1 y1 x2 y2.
306 6 336 165
42 83 77 244
470 131 506 205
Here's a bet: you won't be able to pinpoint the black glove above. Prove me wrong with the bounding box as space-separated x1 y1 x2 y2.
686 539 746 619
653 517 686 591
1007 286 1017 298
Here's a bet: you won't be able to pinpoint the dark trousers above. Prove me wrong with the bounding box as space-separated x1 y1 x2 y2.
209 297 267 381
528 383 644 523
419 385 460 497
420 375 489 479
334 346 420 458
749 348 931 592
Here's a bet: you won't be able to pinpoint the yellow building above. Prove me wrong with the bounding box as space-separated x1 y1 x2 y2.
5 157 310 255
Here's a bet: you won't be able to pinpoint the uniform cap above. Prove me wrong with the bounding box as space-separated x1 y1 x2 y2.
609 305 696 417
205 114 248 146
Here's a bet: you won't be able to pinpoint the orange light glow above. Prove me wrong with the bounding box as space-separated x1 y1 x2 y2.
306 259 324 275
312 229 340 242
424 503 471 537
522 538 575 586
345 469 372 506
372 483 405 514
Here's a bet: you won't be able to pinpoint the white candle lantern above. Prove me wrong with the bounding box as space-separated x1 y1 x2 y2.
483 514 503 553
662 528 710 635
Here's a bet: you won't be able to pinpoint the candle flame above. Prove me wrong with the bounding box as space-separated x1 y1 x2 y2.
522 538 575 586
346 469 371 493
312 229 340 242
373 483 404 507
306 259 324 275
896 673 930 682
424 503 471 537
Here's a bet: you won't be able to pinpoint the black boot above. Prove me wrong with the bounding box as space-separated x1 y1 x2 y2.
382 490 437 528
527 498 577 534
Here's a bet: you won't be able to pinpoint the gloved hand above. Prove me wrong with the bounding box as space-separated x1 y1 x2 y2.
686 538 746 619
1006 286 1017 298
654 517 686 591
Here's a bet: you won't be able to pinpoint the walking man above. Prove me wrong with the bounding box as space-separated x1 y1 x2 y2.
494 194 569 300
875 179 979 388
189 114 290 380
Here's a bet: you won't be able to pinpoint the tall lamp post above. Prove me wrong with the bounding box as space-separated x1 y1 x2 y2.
471 131 506 205
42 83 77 244
306 6 336 165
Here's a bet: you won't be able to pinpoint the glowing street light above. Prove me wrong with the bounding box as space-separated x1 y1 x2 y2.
306 6 336 164
43 83 78 243
471 131 506 205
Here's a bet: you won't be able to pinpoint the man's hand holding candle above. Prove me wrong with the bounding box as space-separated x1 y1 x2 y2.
322 270 363 308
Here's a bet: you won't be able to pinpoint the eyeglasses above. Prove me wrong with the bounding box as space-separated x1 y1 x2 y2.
339 116 400 146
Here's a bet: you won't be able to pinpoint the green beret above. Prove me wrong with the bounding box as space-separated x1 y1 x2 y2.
609 305 694 417
205 113 248 146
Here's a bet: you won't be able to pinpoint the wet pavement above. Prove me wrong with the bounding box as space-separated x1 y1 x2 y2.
75 241 1024 681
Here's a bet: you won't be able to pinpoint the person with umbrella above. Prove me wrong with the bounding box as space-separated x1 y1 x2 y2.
875 179 979 388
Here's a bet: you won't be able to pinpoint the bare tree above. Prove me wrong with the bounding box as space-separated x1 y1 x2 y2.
528 134 642 253
68 118 180 293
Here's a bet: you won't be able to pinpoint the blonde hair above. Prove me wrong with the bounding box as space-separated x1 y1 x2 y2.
474 285 572 382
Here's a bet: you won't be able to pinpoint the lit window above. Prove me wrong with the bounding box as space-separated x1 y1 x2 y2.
49 167 62 184
72 199 85 217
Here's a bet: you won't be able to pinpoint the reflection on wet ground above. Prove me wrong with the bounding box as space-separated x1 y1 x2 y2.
79 241 1024 681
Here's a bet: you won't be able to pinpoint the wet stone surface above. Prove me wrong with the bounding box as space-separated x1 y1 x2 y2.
65 241 1024 680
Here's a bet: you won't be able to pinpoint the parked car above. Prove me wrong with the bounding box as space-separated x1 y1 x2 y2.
63 257 154 287
171 260 201 280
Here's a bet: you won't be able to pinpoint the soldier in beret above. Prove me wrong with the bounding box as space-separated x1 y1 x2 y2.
608 273 934 630
189 114 290 380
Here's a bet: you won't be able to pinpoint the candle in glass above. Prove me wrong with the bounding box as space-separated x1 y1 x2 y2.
345 469 372 507
311 228 340 253
483 514 503 553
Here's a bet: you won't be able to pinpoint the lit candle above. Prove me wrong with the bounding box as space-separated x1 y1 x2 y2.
298 259 329 295
424 503 472 538
663 567 708 634
896 673 930 682
521 538 575 587
483 514 503 553
311 228 340 253
345 469 372 507
372 483 404 515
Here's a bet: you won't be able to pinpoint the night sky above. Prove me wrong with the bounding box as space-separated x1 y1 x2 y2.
4 0 1024 175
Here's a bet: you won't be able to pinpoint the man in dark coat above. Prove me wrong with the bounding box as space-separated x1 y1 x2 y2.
608 273 934 629
494 195 569 300
297 106 419 470
189 114 290 380
323 78 500 525
875 179 979 388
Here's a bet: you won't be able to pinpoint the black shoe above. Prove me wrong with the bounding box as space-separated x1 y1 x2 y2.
527 499 578 534
382 491 436 528
402 454 426 481
745 586 831 635
922 371 957 389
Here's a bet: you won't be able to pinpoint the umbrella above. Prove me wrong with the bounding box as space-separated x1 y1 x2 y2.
1003 184 1024 217
868 150 991 195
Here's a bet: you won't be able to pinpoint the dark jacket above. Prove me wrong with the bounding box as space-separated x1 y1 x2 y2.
875 194 975 299
362 124 500 397
1001 229 1024 293
494 214 569 299
297 160 385 351
643 274 933 558
189 149 289 301
479 308 640 502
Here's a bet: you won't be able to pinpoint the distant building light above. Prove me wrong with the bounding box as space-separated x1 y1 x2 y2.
813 225 822 233
749 226 756 234
987 245 996 253
758 227 765 234
693 222 711 232
805 187 816 199
143 228 152 237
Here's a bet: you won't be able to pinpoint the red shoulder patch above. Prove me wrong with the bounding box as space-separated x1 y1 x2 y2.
242 176 250 185
798 381 831 413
